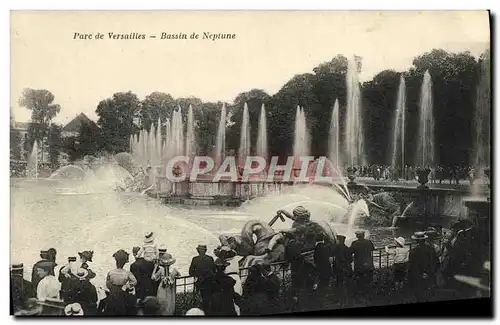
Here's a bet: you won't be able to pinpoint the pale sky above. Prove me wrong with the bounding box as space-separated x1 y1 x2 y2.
11 10 490 124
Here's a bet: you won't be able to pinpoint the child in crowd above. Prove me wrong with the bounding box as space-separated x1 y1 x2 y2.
136 232 159 263
385 237 409 290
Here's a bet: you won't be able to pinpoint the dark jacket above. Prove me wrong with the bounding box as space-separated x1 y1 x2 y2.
130 258 157 300
332 243 353 274
10 277 35 312
67 278 98 315
313 242 331 279
189 255 216 290
205 271 237 316
408 243 439 284
350 238 375 272
242 266 281 315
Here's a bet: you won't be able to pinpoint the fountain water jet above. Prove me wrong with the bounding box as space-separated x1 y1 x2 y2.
328 98 341 168
156 117 163 167
293 106 310 159
391 75 406 171
256 104 268 161
170 108 185 158
164 118 171 162
186 105 196 158
416 70 435 167
345 56 365 168
215 103 227 169
238 103 251 168
26 141 39 179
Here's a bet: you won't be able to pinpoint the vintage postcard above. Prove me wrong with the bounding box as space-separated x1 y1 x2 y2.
10 10 491 317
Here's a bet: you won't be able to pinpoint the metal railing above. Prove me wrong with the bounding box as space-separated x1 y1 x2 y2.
174 242 416 295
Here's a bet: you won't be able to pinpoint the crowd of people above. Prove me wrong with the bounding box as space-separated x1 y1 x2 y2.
346 164 486 185
11 211 490 316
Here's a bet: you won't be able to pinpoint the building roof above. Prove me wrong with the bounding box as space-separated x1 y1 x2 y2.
13 121 30 130
62 113 99 133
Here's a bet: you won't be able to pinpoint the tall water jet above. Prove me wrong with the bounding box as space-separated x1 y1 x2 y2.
27 140 39 179
156 117 163 167
416 70 435 167
186 105 196 157
129 134 134 154
344 56 365 168
293 106 310 160
256 103 268 161
148 127 155 166
164 118 171 163
215 103 227 169
170 108 185 158
328 99 341 168
238 102 251 167
141 129 147 167
391 75 406 171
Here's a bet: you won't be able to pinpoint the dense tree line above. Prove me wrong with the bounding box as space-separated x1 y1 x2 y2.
14 48 490 167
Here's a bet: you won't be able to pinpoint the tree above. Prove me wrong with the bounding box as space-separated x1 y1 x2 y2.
46 123 63 169
405 49 478 166
226 89 271 154
78 122 101 158
96 92 141 153
362 70 401 164
194 101 227 155
140 92 176 131
18 89 61 164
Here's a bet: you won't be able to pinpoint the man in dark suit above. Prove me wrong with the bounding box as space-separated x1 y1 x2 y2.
189 244 216 312
313 233 331 306
11 263 35 314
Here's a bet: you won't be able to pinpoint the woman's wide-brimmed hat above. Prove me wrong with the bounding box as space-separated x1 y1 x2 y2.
64 303 84 316
36 260 56 272
74 268 89 281
214 258 230 268
185 308 205 316
112 249 130 263
159 253 176 266
394 237 405 247
144 232 155 244
411 231 428 241
215 246 237 260
78 251 94 262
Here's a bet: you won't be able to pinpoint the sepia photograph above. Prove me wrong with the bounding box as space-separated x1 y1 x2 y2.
9 10 492 317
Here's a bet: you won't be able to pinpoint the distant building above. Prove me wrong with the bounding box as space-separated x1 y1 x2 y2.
61 113 100 138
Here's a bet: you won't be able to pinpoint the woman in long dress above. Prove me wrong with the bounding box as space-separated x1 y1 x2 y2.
105 250 137 316
152 253 180 315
